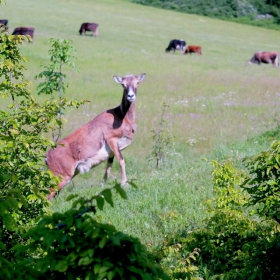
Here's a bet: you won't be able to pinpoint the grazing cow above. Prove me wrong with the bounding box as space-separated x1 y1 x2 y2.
0 19 8 30
79 22 99 37
45 73 146 200
184 45 202 55
248 51 278 67
12 27 35 42
165 39 186 53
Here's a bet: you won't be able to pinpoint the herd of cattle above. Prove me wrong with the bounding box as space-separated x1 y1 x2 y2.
0 19 278 67
165 38 278 66
0 19 99 41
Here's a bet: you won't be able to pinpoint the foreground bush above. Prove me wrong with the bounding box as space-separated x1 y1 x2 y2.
2 191 168 280
158 156 280 279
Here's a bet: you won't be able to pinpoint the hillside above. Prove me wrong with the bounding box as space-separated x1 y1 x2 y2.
2 0 280 257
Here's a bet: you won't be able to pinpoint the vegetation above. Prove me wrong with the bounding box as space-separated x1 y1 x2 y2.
1 0 280 279
35 38 78 141
0 25 57 263
131 0 280 30
158 147 280 279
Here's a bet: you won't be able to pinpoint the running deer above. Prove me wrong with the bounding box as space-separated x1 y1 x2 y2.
46 73 146 200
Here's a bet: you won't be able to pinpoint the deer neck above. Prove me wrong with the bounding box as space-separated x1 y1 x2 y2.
120 92 136 122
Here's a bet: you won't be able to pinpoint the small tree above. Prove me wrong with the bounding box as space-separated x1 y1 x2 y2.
35 38 77 141
148 102 172 169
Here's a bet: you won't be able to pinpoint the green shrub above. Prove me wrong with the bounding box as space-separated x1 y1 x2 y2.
243 140 280 223
158 157 280 279
10 189 169 280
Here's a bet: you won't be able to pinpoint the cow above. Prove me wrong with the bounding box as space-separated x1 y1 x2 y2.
12 27 34 42
184 45 202 55
165 39 186 53
79 22 99 37
0 19 8 30
248 51 278 67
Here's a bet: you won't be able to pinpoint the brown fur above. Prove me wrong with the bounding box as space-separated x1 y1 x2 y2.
46 74 146 200
184 45 202 55
248 51 278 67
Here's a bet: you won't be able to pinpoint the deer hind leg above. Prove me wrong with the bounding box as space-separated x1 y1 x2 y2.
47 175 73 200
104 156 114 182
46 157 77 200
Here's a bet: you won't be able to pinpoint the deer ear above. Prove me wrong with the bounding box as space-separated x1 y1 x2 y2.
113 76 122 84
138 73 146 82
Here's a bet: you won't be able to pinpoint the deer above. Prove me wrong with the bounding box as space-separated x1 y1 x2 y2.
46 73 146 200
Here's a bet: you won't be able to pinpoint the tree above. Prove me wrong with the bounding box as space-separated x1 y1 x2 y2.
35 38 78 141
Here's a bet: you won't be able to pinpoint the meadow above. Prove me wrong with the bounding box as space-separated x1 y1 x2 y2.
2 0 280 249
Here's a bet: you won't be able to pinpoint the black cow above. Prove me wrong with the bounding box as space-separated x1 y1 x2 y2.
12 27 35 42
165 39 186 53
79 22 99 37
0 19 8 30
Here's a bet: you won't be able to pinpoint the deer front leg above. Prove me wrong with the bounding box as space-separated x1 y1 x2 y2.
107 139 127 186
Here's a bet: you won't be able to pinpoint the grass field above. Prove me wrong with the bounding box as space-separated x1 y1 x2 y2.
2 0 280 248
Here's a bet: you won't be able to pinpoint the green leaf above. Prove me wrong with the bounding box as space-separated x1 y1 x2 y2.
110 235 121 246
3 214 17 231
101 189 114 207
108 270 116 280
127 265 142 274
66 194 79 201
99 266 111 274
99 237 107 249
78 257 93 266
94 263 101 274
54 260 68 272
9 128 19 135
96 196 104 210
115 184 127 199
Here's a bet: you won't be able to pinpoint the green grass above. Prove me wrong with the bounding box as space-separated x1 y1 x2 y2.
2 0 280 248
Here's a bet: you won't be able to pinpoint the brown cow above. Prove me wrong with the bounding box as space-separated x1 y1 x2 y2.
184 45 202 55
248 51 278 67
12 27 35 42
79 22 99 37
0 19 8 30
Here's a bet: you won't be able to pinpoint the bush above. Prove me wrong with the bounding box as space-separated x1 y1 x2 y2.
6 190 169 280
157 157 280 279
